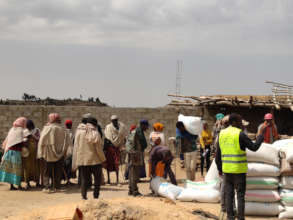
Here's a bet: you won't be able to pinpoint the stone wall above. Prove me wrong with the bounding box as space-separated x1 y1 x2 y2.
0 105 204 144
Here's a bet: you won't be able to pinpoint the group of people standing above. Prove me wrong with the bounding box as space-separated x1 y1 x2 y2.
0 113 175 200
0 111 281 213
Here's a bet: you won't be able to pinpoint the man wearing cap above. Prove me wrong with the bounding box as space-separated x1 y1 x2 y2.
257 113 279 144
126 120 149 196
215 113 267 220
104 115 127 185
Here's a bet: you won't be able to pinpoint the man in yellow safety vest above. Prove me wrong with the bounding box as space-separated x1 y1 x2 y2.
215 113 266 220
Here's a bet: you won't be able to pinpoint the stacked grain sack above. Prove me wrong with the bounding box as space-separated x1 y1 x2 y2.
177 159 221 203
273 139 293 219
245 143 284 217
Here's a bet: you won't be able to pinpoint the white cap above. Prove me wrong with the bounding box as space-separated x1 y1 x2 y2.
111 115 118 120
82 113 92 119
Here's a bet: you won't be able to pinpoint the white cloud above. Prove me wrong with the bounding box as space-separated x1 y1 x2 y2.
0 0 292 54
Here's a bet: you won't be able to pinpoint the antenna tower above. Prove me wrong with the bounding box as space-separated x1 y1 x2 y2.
176 60 183 96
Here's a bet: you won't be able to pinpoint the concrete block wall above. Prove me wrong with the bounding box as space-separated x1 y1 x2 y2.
0 105 203 146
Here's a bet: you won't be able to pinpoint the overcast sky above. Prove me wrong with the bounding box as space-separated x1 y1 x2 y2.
0 0 293 107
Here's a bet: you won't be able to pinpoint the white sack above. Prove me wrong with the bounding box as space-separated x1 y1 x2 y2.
177 188 220 203
245 202 284 216
247 163 280 177
246 143 280 166
279 142 293 163
280 189 293 206
205 159 219 182
178 114 202 136
150 177 183 201
279 206 293 219
281 177 293 189
245 190 280 202
246 177 279 190
185 179 220 191
273 139 293 151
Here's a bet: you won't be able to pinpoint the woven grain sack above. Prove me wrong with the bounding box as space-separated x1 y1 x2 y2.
177 188 220 203
279 142 293 163
247 163 280 177
150 176 183 201
281 158 293 176
245 202 284 216
273 139 293 150
178 114 202 136
281 176 293 189
205 159 219 182
245 190 280 202
246 177 279 190
280 189 293 206
279 206 293 219
185 179 220 191
246 143 279 166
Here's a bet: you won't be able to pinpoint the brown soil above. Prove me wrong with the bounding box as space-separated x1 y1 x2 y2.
0 163 277 220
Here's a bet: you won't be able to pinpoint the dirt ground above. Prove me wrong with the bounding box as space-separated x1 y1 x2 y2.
0 162 277 220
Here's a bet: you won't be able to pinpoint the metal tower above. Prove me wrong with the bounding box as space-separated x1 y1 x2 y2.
176 60 183 96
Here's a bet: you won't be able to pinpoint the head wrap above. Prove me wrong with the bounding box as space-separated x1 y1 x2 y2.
13 117 27 128
48 113 60 124
130 125 137 132
65 119 73 126
140 119 149 127
153 123 164 132
216 113 225 121
111 115 118 120
26 119 35 131
264 113 273 120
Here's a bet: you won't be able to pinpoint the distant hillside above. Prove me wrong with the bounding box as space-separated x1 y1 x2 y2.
0 94 107 106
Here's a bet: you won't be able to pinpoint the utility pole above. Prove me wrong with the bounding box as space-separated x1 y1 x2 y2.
176 60 183 96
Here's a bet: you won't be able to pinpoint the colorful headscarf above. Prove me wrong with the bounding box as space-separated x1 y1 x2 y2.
13 117 27 128
153 122 164 132
48 113 60 124
216 113 225 121
65 119 72 126
130 125 137 132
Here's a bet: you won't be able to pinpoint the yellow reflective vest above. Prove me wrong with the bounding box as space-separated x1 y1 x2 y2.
219 126 247 174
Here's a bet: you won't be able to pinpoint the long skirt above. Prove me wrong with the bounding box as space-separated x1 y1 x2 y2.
0 150 22 186
105 146 120 172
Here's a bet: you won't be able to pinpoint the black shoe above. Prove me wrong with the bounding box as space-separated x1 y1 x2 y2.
128 191 133 196
133 192 143 197
82 196 88 200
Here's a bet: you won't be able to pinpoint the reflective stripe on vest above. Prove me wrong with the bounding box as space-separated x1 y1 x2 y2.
219 126 247 174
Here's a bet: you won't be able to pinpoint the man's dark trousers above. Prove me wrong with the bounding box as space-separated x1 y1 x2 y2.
224 173 246 220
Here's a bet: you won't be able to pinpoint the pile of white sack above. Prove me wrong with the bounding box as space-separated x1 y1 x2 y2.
177 160 221 203
273 139 293 219
150 161 221 203
245 143 283 217
150 139 293 219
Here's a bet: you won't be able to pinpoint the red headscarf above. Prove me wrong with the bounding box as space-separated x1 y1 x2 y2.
65 119 72 126
130 125 137 132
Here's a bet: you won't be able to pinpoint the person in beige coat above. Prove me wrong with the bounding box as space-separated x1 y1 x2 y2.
72 117 106 200
38 113 70 193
